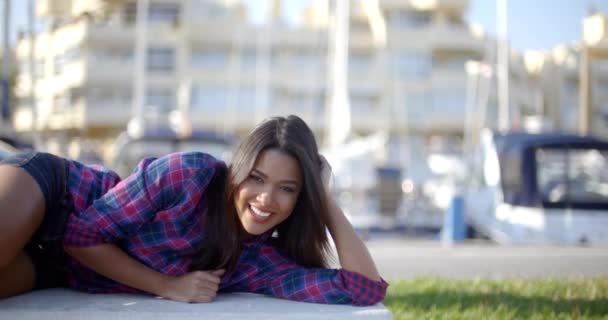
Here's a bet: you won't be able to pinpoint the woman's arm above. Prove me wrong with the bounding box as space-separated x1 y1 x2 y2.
321 157 381 282
325 196 381 282
63 153 226 302
65 243 223 303
235 241 387 305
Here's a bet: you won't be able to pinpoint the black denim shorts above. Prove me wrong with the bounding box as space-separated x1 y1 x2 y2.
0 151 71 289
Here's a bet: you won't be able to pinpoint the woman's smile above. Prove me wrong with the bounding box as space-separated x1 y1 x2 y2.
249 205 272 222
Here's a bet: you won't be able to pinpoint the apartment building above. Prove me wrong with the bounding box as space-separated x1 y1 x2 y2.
515 12 608 140
12 0 511 180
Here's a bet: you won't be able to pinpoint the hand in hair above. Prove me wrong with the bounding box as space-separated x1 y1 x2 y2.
319 155 333 192
160 269 225 303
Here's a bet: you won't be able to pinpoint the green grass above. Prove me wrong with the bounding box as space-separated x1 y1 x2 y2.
384 278 608 320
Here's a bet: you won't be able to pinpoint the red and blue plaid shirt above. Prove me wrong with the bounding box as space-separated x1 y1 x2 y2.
62 152 387 305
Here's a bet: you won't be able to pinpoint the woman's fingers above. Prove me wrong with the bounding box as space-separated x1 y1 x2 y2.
196 279 219 292
194 270 223 282
189 269 226 303
211 269 225 277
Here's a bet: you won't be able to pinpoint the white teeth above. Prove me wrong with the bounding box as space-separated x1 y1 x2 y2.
251 206 271 217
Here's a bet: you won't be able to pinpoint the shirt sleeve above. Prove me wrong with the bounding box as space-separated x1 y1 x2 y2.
239 243 388 306
63 152 221 247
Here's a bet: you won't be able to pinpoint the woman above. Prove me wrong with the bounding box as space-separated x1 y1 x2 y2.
0 115 387 305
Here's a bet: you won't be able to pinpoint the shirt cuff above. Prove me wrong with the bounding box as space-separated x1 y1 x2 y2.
338 269 389 306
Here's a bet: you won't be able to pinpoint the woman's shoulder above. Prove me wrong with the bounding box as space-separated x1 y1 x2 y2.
150 152 226 178
161 151 225 168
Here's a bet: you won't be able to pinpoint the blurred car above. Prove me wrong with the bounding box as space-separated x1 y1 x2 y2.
111 128 235 178
0 140 19 161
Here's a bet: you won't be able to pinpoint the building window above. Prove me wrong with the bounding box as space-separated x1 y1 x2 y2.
125 2 181 25
393 52 431 79
145 88 174 113
433 88 465 114
189 0 229 18
433 55 469 72
288 52 322 70
240 50 257 70
53 47 80 75
19 59 45 79
191 48 229 70
350 51 373 73
88 87 131 107
146 47 175 72
53 56 66 75
350 91 377 112
388 10 431 29
91 47 133 64
53 94 70 113
403 92 431 119
236 86 256 111
149 2 180 24
191 85 231 110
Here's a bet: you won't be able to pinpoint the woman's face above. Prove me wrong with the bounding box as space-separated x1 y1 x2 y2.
234 149 303 235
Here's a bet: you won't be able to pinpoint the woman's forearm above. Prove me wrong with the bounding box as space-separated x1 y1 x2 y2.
64 243 170 296
326 197 381 281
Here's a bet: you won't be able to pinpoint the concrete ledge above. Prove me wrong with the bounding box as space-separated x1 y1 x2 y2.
0 289 392 320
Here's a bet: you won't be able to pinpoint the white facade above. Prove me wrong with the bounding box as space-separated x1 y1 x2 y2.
12 0 527 174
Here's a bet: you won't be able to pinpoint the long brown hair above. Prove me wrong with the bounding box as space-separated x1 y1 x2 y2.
191 115 331 271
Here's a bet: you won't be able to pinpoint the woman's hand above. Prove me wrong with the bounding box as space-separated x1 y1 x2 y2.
160 269 225 303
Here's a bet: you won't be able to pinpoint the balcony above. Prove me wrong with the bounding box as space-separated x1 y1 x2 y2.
186 19 243 45
84 21 135 45
84 20 180 46
429 25 486 52
430 67 468 86
380 0 468 11
84 58 134 85
36 0 71 17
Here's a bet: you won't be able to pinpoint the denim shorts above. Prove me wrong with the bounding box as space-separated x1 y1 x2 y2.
0 151 71 289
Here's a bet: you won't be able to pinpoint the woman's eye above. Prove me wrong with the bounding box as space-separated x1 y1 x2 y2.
281 186 296 193
249 175 263 183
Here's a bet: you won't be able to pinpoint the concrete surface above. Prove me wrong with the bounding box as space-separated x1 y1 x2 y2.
366 238 608 279
0 289 392 320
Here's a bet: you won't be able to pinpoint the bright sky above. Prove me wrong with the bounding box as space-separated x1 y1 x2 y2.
4 0 608 52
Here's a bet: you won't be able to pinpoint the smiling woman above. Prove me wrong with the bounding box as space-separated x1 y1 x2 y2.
0 115 387 306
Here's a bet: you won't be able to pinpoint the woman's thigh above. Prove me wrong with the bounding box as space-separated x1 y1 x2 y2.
0 251 36 298
0 165 45 267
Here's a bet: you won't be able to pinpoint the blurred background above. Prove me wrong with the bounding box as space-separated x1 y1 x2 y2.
1 0 608 245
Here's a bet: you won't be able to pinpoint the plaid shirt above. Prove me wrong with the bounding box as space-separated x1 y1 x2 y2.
62 152 387 305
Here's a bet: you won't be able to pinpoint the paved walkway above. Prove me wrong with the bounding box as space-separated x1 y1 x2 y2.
366 238 608 279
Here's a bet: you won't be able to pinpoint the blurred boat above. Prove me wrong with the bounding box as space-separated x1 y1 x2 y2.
465 130 608 245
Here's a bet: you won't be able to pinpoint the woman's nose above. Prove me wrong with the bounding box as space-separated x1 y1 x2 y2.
257 187 275 205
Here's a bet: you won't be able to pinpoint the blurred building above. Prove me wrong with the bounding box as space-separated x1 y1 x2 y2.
11 0 497 176
520 13 608 139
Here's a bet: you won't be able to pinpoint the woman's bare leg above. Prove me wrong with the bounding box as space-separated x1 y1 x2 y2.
0 165 45 297
0 252 36 298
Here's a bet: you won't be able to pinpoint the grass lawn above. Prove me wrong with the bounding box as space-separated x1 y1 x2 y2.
385 277 608 320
